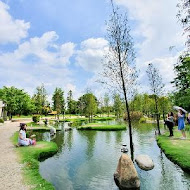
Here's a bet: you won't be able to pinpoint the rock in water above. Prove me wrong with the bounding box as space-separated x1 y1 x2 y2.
50 127 56 136
135 155 154 171
114 154 140 190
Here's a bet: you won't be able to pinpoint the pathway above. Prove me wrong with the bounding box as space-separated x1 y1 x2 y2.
0 121 30 190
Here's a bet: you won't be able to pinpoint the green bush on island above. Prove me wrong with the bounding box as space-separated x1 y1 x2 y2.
32 115 40 123
77 123 126 131
139 117 147 123
94 117 115 121
11 132 58 190
0 118 4 123
157 132 190 172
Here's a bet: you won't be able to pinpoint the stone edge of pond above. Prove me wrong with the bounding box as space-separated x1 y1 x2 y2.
11 131 58 190
156 135 190 173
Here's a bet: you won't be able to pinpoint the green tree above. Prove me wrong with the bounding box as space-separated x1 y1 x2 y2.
32 84 48 115
78 93 98 121
67 90 75 115
52 88 65 119
172 56 190 110
158 96 172 122
113 94 123 118
0 86 34 119
130 94 143 113
104 93 110 117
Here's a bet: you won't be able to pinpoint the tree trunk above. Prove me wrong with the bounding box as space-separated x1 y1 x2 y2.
163 111 166 129
155 97 161 135
124 95 134 161
117 44 134 160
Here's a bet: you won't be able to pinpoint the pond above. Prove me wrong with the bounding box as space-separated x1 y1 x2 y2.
37 120 190 190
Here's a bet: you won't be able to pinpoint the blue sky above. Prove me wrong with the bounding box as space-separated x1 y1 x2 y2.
0 0 185 99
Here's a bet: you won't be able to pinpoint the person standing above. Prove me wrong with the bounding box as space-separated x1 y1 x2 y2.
165 112 174 137
178 109 186 139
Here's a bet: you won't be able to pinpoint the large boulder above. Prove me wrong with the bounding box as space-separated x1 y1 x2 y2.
135 155 154 171
114 154 140 190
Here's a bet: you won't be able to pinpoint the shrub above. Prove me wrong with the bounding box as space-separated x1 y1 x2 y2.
32 115 40 123
139 117 147 123
123 111 143 121
0 118 4 123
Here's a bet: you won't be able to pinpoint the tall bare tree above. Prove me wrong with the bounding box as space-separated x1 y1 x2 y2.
100 1 137 159
146 63 164 135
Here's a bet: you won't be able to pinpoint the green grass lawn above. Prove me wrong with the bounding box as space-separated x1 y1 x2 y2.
27 122 41 127
11 132 58 190
157 130 190 172
77 123 126 131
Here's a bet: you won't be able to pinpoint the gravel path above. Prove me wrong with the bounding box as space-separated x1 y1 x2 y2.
0 121 30 190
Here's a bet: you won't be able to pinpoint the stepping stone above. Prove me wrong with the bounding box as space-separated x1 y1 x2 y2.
135 155 154 171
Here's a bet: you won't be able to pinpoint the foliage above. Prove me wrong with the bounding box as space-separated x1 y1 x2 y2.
139 117 147 123
0 86 34 118
11 132 58 190
77 123 126 131
172 56 190 110
112 93 123 118
78 93 98 120
124 111 143 121
32 84 49 115
104 93 111 117
130 93 156 117
158 96 172 120
0 118 4 123
67 90 78 114
157 132 190 172
32 115 40 123
147 63 164 134
52 88 65 117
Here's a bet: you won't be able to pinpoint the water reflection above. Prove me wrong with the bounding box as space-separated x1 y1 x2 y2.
38 121 190 190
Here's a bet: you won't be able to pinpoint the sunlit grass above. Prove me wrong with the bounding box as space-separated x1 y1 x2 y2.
157 130 190 172
11 132 58 190
77 123 126 131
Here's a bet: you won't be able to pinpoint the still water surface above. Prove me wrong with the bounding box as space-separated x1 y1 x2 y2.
37 121 190 190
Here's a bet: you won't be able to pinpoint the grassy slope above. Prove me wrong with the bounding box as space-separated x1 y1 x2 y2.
11 132 58 190
157 131 190 172
77 123 126 131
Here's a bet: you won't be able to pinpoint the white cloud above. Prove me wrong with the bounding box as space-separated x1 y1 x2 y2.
75 38 108 72
0 1 30 44
0 31 75 66
0 31 76 98
137 55 179 94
